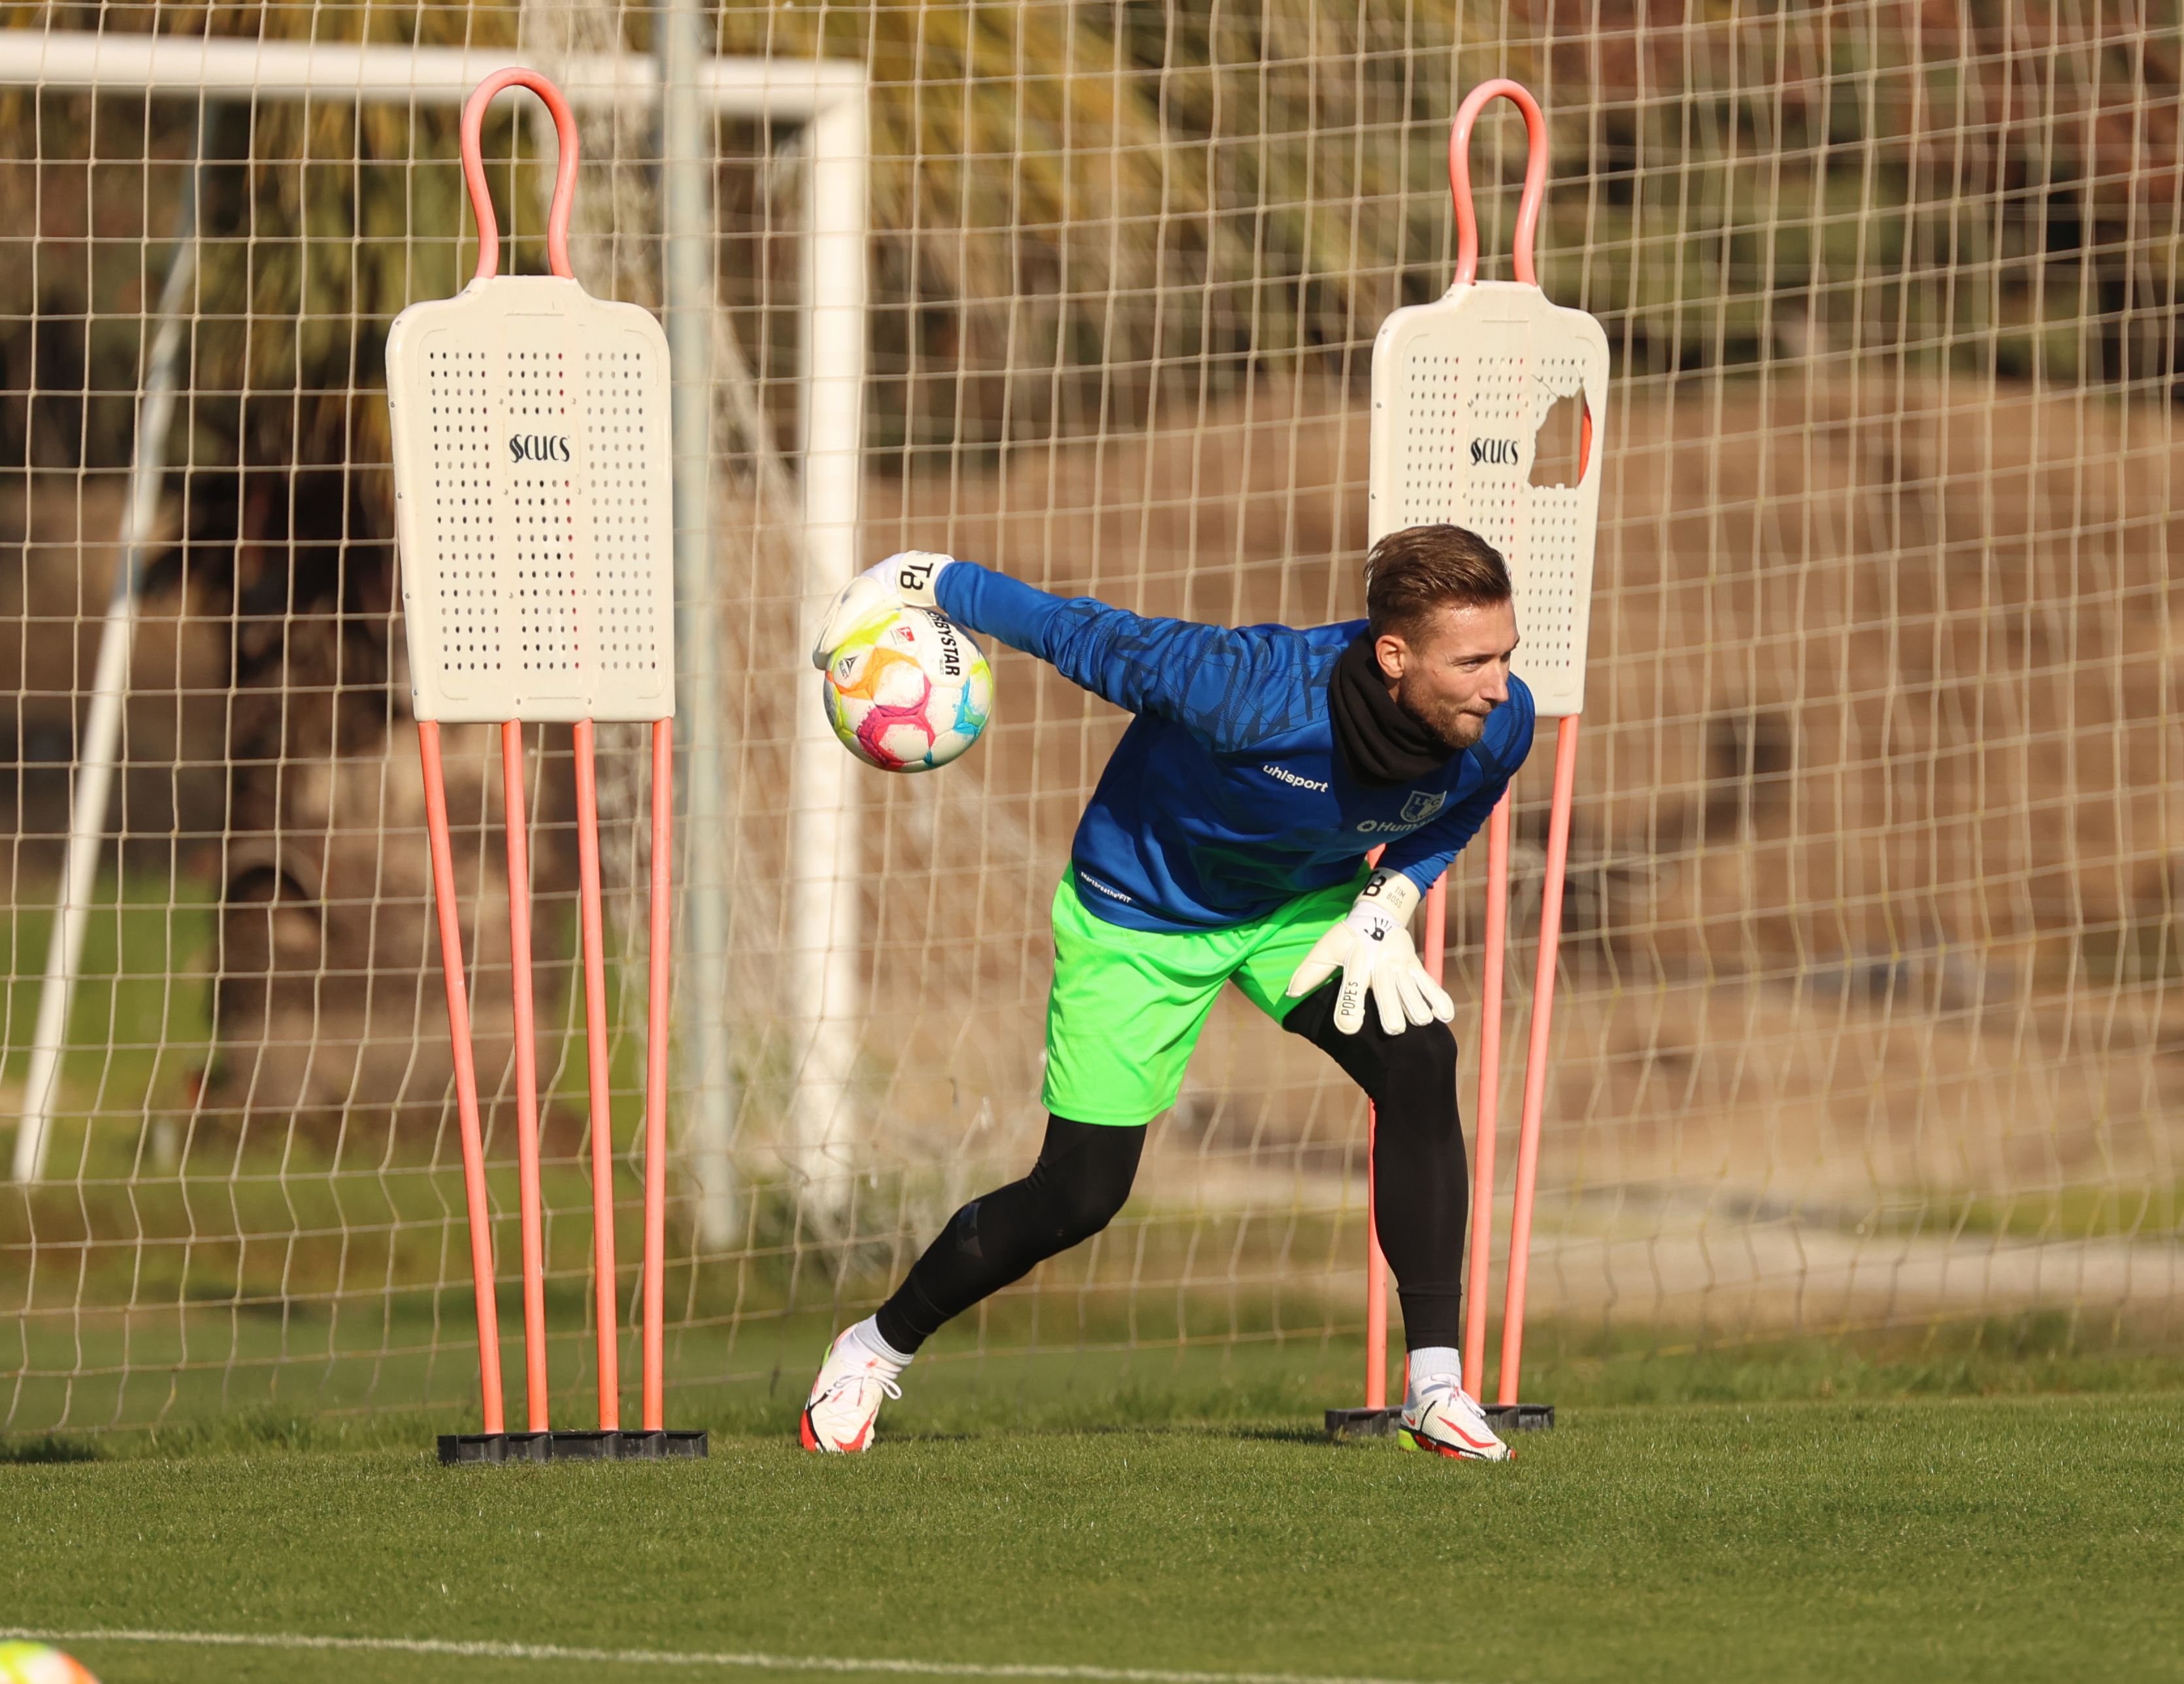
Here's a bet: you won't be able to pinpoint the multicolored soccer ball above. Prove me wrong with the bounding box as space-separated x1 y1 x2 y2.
821 605 993 772
0 1645 99 1684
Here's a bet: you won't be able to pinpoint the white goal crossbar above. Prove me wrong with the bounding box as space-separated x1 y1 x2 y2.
0 29 863 114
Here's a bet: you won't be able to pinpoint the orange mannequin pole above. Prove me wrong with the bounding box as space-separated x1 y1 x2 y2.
1497 715 1580 1404
1463 795 1512 1393
500 722 550 1433
1422 876 1448 985
1414 873 1448 1408
572 719 621 1430
641 719 673 1432
1359 846 1389 1410
1450 82 1546 289
418 721 505 1436
1363 1102 1387 1410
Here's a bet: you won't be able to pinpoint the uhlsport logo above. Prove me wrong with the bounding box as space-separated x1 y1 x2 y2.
1261 764 1330 793
508 433 572 464
1354 789 1447 834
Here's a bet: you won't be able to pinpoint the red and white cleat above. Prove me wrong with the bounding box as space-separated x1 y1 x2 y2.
800 1327 903 1454
1398 1376 1512 1461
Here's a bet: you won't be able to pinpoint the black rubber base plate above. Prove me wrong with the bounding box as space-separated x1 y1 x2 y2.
438 1429 709 1464
1325 1403 1555 1438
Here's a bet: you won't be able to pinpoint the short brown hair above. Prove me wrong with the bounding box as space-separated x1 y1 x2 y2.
1365 524 1512 641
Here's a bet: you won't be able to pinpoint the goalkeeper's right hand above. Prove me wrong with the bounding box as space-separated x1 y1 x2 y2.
1283 868 1455 1036
809 551 956 670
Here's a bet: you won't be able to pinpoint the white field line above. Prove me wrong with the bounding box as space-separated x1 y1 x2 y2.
0 1628 1456 1684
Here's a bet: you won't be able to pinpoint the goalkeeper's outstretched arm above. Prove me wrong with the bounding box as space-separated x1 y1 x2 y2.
813 552 1311 753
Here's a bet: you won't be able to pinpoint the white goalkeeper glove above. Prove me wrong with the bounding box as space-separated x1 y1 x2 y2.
809 551 956 670
1284 868 1455 1037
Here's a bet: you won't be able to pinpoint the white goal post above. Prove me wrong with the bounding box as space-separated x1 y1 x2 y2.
0 25 871 1225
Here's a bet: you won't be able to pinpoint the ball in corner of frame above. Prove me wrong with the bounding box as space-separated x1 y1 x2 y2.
0 1645 101 1684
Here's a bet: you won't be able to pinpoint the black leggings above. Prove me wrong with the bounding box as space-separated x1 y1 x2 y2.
872 981 1468 1354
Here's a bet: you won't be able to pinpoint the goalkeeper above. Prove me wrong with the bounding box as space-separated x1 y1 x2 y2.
802 523 1532 1461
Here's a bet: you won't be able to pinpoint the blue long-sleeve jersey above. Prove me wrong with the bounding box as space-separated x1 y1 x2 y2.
933 562 1536 934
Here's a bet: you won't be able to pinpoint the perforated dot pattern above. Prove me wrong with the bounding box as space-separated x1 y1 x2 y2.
1510 346 1593 679
419 346 504 686
389 282 678 723
1531 351 1591 426
583 344 665 676
1394 344 1532 557
1519 488 1587 672
1467 350 1528 557
1398 353 1463 494
504 346 580 679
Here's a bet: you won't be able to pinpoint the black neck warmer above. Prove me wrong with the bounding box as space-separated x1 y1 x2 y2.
1331 633 1454 787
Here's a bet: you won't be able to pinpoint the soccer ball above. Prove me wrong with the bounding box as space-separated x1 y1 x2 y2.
821 606 993 772
0 1645 99 1684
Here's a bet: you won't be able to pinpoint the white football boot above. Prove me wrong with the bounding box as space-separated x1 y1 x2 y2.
1398 1374 1512 1461
799 1327 902 1454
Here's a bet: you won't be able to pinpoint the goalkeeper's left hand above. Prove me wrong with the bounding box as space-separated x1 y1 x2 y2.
1283 868 1454 1036
809 551 956 669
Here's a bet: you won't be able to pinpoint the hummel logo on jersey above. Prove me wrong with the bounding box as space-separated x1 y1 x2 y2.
1261 765 1329 793
1353 789 1447 835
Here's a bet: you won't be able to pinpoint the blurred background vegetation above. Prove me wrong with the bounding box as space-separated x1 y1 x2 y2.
3 0 2177 482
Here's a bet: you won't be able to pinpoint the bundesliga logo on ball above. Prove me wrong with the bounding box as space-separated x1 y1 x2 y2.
823 605 994 772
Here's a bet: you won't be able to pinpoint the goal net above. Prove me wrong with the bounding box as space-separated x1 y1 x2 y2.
4 3 2178 1435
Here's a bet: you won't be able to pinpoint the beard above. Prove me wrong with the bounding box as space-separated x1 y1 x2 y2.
1395 680 1491 753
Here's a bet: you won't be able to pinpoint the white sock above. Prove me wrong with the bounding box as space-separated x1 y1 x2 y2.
848 1315 913 1374
1405 1346 1462 1405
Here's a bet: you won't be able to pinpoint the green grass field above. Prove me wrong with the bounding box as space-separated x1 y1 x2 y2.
6 1374 2183 1684
8 885 2184 1682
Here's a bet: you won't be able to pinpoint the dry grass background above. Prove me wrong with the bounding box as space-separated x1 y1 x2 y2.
5 366 2179 1342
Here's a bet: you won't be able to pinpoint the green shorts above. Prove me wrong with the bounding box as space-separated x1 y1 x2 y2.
1041 865 1368 1127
